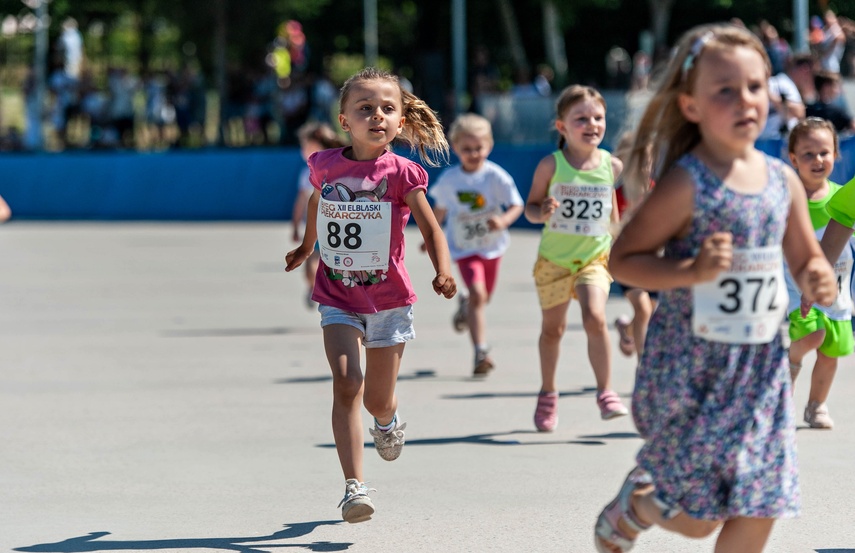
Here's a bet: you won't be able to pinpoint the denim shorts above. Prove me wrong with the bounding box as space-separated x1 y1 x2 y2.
318 304 415 348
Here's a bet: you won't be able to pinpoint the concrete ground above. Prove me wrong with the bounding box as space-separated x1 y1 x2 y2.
1 222 853 553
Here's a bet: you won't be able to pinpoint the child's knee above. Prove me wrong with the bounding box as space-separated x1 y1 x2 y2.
332 373 363 402
363 394 395 418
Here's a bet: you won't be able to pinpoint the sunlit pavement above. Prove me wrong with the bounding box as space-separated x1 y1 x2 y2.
1 222 853 553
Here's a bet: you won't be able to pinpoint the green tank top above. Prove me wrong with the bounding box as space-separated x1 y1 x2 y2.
808 181 842 231
538 149 614 271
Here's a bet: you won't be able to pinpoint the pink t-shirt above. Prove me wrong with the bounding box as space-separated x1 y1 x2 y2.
309 147 428 314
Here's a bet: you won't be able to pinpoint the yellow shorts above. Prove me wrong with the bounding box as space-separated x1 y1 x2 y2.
533 253 613 310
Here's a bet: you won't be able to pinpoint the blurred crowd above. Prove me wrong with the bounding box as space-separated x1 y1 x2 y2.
3 12 855 153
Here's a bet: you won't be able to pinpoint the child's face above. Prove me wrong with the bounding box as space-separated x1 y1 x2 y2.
555 98 606 150
338 79 404 155
300 138 323 162
679 46 768 149
452 132 493 172
789 128 836 190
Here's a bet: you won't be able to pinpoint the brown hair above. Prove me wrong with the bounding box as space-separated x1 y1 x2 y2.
621 23 771 202
297 121 347 150
553 85 606 150
339 67 449 167
788 116 839 157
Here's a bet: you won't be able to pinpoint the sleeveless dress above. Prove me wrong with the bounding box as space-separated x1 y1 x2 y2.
633 153 800 520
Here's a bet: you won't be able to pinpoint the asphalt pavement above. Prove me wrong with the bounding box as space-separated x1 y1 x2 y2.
1 222 853 553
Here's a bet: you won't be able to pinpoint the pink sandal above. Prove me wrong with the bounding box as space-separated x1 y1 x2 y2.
595 467 653 552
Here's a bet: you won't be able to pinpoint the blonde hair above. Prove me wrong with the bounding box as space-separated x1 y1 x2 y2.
448 113 493 143
339 67 449 167
554 85 606 150
621 23 771 201
788 116 839 157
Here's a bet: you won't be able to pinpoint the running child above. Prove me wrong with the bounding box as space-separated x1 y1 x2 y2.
285 67 457 523
524 84 628 431
785 117 853 430
291 122 347 308
612 130 656 359
427 113 523 376
594 24 837 552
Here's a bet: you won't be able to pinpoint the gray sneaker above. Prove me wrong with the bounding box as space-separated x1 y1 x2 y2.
338 479 375 523
804 400 834 429
368 420 407 461
452 295 468 333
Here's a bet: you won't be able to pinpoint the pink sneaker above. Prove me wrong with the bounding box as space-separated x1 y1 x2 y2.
597 390 629 420
534 391 559 432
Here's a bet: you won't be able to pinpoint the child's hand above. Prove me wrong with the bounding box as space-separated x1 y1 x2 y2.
540 197 559 220
798 296 813 318
432 272 457 298
692 232 733 282
798 257 837 309
487 215 504 231
419 242 428 253
285 245 313 272
292 227 302 242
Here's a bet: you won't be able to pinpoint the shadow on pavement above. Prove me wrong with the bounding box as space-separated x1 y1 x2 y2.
317 429 606 448
276 369 438 385
442 387 599 400
14 521 349 553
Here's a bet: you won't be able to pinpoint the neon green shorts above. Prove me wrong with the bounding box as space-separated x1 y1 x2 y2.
788 308 854 358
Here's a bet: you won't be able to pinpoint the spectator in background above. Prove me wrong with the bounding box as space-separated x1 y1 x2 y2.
789 53 818 105
59 18 83 80
761 56 806 140
810 15 826 47
533 64 554 96
468 45 501 114
106 67 139 149
759 20 792 75
631 51 651 91
806 71 855 134
819 10 846 74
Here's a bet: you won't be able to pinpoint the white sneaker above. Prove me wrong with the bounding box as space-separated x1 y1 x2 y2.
338 479 375 523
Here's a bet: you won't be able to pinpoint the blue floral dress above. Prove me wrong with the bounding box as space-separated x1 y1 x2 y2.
633 153 800 520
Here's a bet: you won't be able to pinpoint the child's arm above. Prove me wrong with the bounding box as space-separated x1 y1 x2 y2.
420 205 447 252
0 194 10 223
781 168 837 307
488 204 524 231
524 156 559 224
609 166 733 290
820 219 854 264
406 189 457 298
285 189 320 272
291 188 311 242
610 155 624 225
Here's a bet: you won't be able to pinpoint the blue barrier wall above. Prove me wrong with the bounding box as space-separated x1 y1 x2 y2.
1 139 854 222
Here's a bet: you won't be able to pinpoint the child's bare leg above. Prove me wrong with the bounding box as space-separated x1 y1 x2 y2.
323 324 366 481
363 343 405 426
539 301 571 392
808 352 838 404
626 289 654 355
467 282 490 348
714 517 774 553
630 490 720 539
576 284 612 391
788 329 825 384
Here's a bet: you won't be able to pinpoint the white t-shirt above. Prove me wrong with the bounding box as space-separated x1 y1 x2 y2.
761 73 802 140
429 160 523 260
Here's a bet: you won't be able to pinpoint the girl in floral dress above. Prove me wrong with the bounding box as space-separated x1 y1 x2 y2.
594 24 837 552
